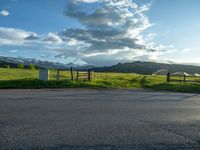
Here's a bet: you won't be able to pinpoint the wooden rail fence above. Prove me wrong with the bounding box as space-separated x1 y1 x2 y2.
167 72 200 83
76 70 93 81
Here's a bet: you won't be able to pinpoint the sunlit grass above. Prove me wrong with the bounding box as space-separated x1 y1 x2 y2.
0 68 200 93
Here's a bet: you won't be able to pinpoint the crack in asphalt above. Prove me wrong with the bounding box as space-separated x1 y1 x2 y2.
135 118 200 146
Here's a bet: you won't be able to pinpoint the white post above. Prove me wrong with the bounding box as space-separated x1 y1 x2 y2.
39 69 49 81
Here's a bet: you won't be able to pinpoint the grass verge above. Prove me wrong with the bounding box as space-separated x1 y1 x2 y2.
1 68 200 93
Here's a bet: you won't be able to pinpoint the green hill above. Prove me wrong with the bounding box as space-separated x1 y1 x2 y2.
93 61 200 75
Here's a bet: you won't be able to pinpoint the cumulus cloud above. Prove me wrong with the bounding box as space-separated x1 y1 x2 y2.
182 48 191 53
0 27 63 46
0 27 33 45
82 48 166 66
9 49 18 53
0 0 168 66
55 0 162 65
0 9 9 16
43 32 62 44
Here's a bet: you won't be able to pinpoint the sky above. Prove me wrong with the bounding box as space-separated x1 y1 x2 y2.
0 0 200 66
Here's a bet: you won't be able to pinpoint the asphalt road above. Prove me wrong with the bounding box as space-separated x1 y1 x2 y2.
1 89 200 150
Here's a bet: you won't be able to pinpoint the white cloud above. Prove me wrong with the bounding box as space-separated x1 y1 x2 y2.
0 27 62 46
66 38 84 46
145 33 157 41
182 48 191 53
56 0 163 65
9 50 18 53
0 0 173 66
0 9 9 16
43 32 62 45
0 27 33 45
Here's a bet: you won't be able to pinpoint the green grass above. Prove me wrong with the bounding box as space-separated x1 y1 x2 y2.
1 68 200 93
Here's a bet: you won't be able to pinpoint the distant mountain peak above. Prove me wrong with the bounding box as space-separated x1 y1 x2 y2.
0 56 94 70
93 61 200 75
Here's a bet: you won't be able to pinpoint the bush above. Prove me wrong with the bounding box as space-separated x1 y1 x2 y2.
18 63 24 69
2 64 10 68
28 64 36 70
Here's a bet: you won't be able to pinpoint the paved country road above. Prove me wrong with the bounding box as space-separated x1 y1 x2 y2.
1 89 200 150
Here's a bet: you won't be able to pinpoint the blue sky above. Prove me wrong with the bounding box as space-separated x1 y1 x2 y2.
0 0 200 66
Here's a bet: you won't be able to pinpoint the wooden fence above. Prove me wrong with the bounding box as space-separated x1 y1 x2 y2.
76 70 93 81
167 72 200 83
46 68 93 82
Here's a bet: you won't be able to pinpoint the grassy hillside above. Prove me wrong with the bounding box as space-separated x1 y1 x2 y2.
0 68 200 93
93 61 200 75
0 68 72 80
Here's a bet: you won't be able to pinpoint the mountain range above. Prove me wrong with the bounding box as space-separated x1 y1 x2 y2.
93 61 200 75
1 56 200 75
0 56 93 70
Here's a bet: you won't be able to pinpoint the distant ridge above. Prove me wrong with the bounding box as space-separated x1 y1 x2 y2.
93 61 200 75
0 56 94 70
2 56 200 75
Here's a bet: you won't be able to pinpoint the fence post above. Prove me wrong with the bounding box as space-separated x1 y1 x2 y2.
88 70 91 81
70 67 73 81
56 70 60 80
76 71 79 81
167 72 170 83
183 75 186 83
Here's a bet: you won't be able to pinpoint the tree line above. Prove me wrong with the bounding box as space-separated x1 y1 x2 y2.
3 63 36 70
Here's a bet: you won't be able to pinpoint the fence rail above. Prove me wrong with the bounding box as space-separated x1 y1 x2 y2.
167 72 200 83
76 71 92 81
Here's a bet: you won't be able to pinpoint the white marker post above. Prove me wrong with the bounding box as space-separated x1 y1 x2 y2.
39 69 49 81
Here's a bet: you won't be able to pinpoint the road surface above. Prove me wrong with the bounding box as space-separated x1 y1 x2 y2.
1 89 200 149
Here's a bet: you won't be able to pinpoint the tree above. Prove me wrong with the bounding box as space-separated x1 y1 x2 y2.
28 64 36 70
18 63 24 69
3 64 10 68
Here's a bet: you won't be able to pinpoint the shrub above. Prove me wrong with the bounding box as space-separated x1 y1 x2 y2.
18 63 24 69
28 64 36 70
2 64 10 68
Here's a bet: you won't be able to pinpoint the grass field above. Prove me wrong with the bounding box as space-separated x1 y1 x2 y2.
0 68 200 93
